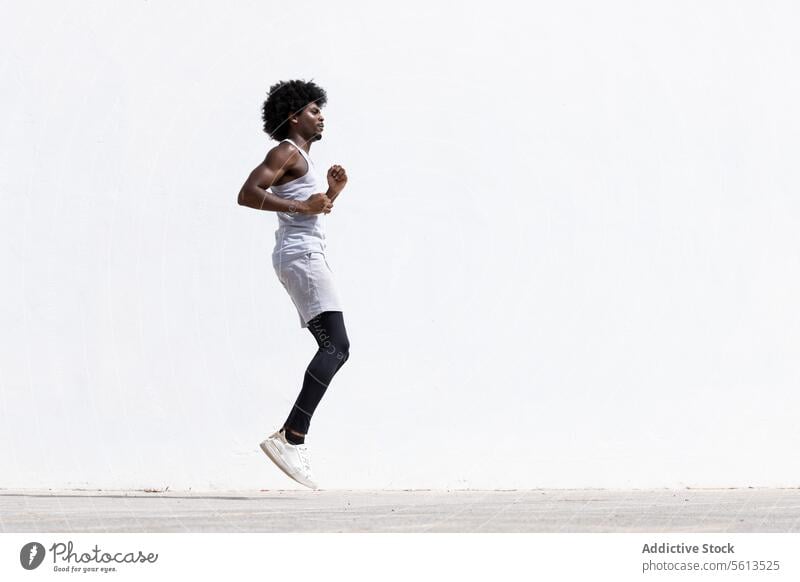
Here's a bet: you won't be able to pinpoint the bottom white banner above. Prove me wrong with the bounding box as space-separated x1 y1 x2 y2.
0 533 795 581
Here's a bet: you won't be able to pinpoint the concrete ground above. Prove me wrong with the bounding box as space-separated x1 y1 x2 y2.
2 488 800 533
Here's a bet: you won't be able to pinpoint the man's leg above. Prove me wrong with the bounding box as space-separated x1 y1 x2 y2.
283 310 350 444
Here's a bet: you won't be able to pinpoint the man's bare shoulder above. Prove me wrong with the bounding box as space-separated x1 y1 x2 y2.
265 140 301 166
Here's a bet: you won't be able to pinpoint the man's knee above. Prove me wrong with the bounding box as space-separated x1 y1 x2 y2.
337 337 350 365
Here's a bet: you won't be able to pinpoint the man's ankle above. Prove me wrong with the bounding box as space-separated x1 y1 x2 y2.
283 427 305 445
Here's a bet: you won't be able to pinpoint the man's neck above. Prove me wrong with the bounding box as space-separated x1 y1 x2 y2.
287 133 311 153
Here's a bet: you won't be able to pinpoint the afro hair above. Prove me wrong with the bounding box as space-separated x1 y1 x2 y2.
261 79 328 141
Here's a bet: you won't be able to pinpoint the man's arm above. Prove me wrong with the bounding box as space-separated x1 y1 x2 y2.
238 146 307 213
237 146 332 214
325 164 348 204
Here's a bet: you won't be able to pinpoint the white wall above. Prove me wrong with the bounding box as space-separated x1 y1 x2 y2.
2 0 799 490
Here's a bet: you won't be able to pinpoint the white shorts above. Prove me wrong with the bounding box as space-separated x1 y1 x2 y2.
272 251 344 328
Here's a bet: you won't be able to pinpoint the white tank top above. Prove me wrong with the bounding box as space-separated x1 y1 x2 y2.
271 138 327 260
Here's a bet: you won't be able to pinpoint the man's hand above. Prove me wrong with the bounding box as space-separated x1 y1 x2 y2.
327 165 348 194
299 193 333 215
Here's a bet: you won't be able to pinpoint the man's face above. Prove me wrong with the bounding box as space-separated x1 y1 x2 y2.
293 101 325 141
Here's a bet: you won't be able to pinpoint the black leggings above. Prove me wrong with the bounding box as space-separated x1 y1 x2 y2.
283 310 350 435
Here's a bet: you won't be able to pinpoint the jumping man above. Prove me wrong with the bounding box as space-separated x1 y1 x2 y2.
237 79 350 489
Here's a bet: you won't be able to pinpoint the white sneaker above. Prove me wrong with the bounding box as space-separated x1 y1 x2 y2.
259 429 318 489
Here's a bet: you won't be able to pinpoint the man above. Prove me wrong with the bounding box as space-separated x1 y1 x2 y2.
237 79 350 489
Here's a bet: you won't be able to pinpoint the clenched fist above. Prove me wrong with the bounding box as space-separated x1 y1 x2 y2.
303 193 333 215
327 165 348 194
